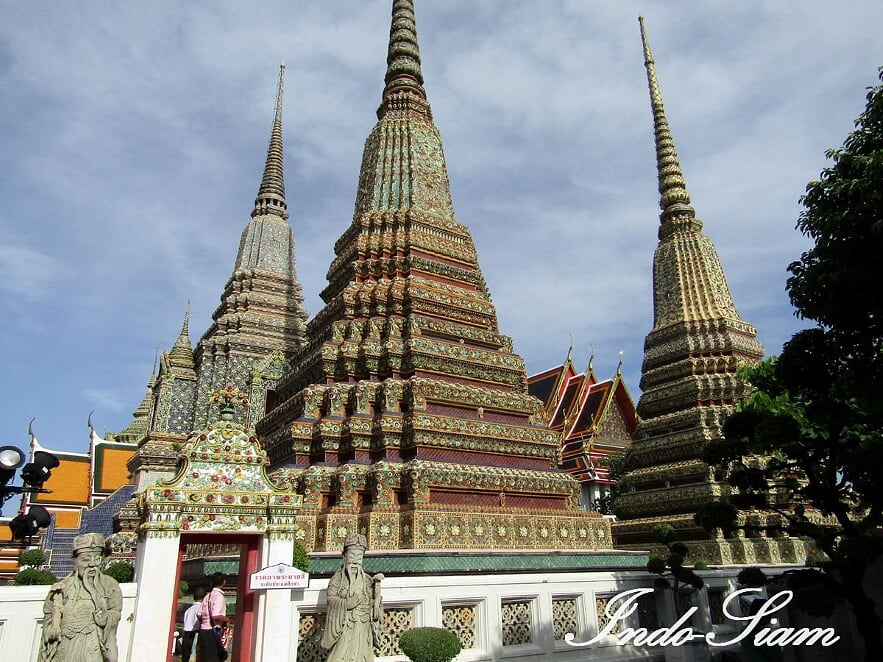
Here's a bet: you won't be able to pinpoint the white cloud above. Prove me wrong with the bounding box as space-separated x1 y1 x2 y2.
0 240 62 299
83 388 127 414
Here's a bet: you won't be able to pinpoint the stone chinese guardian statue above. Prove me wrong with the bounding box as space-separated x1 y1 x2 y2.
320 533 384 662
39 533 123 662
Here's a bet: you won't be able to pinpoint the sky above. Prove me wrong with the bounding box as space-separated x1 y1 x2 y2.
1 0 881 462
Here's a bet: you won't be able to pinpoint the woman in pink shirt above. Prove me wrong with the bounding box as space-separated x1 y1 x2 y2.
197 573 229 662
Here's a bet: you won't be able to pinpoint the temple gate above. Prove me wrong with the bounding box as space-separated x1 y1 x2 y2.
126 390 302 661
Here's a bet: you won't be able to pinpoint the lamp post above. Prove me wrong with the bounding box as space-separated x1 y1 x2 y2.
1 444 59 542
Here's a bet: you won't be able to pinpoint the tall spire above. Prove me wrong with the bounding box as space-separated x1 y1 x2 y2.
638 16 697 235
267 0 537 458
378 0 431 120
612 18 766 560
192 63 308 428
253 63 287 219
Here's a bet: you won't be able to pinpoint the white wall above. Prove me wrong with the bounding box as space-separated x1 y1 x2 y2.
0 566 860 662
295 568 747 662
0 582 137 662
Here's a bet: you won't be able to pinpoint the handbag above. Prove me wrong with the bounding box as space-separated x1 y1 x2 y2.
206 591 229 662
220 624 233 649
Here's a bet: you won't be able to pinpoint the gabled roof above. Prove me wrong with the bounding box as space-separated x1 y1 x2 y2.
528 356 638 485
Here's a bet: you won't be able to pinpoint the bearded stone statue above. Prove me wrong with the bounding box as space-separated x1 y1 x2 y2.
39 533 123 662
320 533 384 662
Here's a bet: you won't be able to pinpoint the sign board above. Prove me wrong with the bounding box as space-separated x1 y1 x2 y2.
249 563 309 590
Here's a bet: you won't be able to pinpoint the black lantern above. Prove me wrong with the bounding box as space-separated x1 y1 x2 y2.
20 451 61 489
1 446 59 503
9 505 52 541
0 445 25 488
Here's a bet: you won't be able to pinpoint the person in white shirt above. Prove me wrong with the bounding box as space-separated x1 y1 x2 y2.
180 586 205 662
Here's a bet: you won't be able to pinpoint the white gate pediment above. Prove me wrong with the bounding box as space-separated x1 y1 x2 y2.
137 395 301 537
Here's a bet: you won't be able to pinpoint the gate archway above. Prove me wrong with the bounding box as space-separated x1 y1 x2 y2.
126 392 302 661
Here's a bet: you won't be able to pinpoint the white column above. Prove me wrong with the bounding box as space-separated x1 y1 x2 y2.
253 535 297 660
126 535 180 661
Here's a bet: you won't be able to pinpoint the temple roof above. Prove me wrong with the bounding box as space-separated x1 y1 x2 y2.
528 355 637 485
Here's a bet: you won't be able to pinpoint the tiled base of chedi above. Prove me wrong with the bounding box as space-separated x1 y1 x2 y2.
256 1 610 553
264 381 612 552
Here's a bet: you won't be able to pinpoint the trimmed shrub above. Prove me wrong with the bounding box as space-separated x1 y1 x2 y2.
646 556 666 575
399 627 462 662
19 548 47 568
14 568 56 585
736 566 768 588
293 540 310 572
103 561 135 583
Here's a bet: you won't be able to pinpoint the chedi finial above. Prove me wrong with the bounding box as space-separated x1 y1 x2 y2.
378 0 431 120
253 63 288 218
638 16 696 228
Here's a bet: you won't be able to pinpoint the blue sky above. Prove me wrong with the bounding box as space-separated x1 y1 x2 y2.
1 0 881 461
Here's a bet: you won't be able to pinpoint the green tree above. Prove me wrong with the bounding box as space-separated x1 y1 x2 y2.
292 540 310 572
645 524 704 617
596 452 628 516
18 548 47 568
103 561 135 583
399 627 461 662
13 567 57 585
695 67 883 661
14 548 56 585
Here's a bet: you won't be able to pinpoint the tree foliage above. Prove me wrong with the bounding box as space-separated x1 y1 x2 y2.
13 568 56 585
695 67 883 662
103 561 135 583
645 524 704 614
14 548 55 584
594 453 628 515
788 67 883 344
18 548 47 568
292 540 310 572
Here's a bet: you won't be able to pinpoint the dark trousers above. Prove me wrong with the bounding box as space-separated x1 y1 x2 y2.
180 630 196 662
196 628 223 662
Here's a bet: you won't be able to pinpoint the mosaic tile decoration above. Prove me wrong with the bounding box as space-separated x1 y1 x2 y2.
137 402 302 539
307 550 649 577
611 18 784 557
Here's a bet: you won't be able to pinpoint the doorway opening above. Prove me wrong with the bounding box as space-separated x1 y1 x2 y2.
168 534 261 662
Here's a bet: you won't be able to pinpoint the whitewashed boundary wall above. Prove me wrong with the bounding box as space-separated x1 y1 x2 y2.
0 582 137 661
0 568 863 661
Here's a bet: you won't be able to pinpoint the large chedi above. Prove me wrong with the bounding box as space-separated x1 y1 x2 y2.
613 19 801 565
257 0 610 552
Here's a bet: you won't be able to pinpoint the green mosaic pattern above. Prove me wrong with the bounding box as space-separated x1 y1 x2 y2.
307 550 649 577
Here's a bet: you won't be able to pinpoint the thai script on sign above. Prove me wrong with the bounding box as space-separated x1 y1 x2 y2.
565 588 839 649
249 563 309 590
